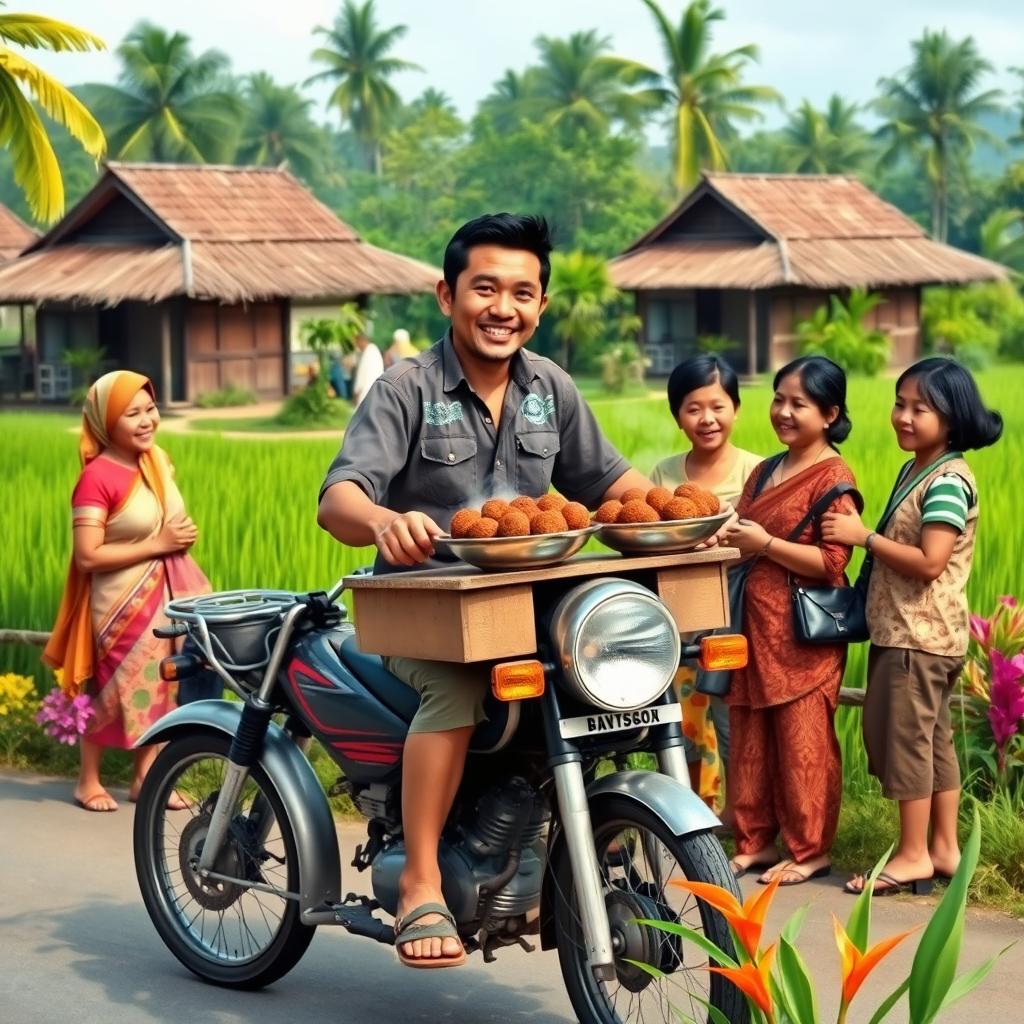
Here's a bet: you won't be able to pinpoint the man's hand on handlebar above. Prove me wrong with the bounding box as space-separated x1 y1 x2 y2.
374 510 444 567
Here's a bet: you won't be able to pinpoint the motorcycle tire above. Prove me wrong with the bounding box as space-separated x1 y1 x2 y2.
552 795 748 1024
134 731 316 989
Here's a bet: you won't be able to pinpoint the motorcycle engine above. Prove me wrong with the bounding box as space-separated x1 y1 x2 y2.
370 776 550 926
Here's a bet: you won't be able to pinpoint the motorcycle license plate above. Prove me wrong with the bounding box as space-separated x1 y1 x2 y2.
558 702 682 739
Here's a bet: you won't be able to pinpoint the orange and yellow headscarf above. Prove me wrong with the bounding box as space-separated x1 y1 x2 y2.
44 370 173 695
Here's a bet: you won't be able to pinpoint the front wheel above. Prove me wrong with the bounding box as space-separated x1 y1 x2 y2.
552 796 747 1024
133 731 316 989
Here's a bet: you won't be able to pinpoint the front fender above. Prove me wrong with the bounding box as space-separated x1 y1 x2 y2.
539 769 719 951
136 700 341 913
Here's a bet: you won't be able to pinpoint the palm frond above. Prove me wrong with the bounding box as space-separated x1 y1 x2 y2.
0 68 63 220
0 13 105 52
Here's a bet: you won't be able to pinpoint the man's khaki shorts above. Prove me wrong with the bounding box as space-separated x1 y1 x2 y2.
862 644 963 801
383 655 489 733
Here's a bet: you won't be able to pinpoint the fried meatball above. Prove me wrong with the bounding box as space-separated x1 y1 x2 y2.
467 517 500 538
692 491 721 517
561 501 590 531
594 499 623 524
662 497 699 521
621 487 647 504
530 510 568 534
449 507 482 538
617 500 660 524
536 493 567 512
510 496 540 518
673 483 703 501
481 498 510 520
645 487 674 515
497 510 531 537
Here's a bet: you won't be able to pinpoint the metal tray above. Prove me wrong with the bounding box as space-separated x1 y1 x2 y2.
596 506 733 554
434 524 600 571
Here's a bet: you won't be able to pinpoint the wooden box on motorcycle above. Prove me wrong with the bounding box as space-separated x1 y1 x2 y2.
345 547 738 662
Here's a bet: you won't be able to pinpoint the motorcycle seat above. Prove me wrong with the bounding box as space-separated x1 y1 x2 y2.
337 635 519 754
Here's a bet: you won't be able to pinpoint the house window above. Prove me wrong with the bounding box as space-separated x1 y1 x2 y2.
644 293 695 374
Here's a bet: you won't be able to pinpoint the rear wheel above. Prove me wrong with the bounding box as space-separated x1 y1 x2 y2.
552 796 747 1024
133 732 316 989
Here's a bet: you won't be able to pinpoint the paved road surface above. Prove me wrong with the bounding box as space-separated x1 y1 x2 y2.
1 770 1020 1024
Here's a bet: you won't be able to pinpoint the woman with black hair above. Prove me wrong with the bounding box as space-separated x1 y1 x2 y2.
723 356 859 885
822 357 1002 896
651 355 762 805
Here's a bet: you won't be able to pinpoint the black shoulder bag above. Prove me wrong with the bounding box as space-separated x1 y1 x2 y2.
695 454 786 696
789 450 964 645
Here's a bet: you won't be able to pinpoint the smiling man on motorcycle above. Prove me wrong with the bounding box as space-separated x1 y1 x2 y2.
316 213 654 968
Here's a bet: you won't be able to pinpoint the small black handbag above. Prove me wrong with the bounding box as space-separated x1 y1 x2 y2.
788 481 868 645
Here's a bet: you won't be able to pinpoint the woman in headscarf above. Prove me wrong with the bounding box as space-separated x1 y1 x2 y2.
44 370 210 811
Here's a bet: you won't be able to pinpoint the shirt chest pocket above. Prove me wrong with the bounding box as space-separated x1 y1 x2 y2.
420 436 478 510
515 430 560 496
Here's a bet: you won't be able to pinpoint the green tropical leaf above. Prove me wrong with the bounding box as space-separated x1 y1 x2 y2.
633 917 738 968
775 935 819 1024
867 977 911 1024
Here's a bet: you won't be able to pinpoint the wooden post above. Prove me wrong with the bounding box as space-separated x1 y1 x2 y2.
746 291 758 376
160 302 172 402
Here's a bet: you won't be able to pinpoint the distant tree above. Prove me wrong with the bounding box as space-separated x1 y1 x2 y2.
477 69 543 133
0 8 105 221
1010 67 1024 145
237 72 323 182
306 0 421 175
980 208 1024 274
409 87 456 118
547 250 624 371
781 95 872 174
628 0 780 192
531 30 661 139
875 30 1003 242
82 22 242 163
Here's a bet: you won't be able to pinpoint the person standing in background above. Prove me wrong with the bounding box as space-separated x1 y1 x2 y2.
352 333 384 406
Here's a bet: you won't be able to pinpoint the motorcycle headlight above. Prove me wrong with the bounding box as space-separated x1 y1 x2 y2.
549 578 680 712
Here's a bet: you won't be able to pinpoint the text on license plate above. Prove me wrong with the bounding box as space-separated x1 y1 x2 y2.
558 702 683 739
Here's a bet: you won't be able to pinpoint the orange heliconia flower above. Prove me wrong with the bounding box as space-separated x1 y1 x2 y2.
833 915 918 1005
673 876 781 960
709 944 776 1016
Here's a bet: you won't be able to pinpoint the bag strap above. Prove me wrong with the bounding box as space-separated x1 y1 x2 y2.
876 451 964 533
785 481 864 543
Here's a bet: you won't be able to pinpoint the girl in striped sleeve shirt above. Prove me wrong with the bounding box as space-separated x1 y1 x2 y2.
821 358 1002 896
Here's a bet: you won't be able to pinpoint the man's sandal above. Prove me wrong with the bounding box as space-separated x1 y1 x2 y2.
394 902 467 969
758 860 831 886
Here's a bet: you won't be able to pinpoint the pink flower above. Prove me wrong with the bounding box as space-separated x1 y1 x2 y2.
970 614 991 648
987 651 1024 750
1000 596 1018 609
34 687 94 746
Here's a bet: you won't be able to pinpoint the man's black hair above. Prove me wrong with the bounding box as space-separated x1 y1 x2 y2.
443 213 553 294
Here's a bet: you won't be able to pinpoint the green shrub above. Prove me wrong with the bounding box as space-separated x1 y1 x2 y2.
275 378 352 428
194 386 258 409
598 341 648 394
796 288 890 375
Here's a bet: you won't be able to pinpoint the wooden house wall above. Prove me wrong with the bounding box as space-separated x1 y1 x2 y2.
185 300 286 400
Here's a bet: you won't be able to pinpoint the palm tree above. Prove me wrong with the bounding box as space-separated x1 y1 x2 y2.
306 0 421 175
980 208 1024 275
0 8 106 222
628 0 780 193
477 69 543 133
781 95 872 173
82 22 242 163
875 30 1003 242
531 30 661 138
547 251 624 371
236 73 323 182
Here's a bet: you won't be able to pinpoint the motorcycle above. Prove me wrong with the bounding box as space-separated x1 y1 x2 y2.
133 572 749 1024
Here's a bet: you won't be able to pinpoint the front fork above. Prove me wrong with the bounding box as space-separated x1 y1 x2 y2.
543 685 692 982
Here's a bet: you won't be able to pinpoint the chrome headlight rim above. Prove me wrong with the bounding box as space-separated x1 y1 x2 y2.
549 577 681 712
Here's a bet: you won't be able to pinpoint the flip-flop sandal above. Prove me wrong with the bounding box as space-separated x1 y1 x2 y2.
394 902 467 969
74 792 118 812
758 860 831 886
730 856 777 879
844 870 933 897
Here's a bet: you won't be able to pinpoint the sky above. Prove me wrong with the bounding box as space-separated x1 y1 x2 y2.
25 0 1024 136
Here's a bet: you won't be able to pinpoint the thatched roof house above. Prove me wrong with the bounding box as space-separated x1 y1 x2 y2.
611 172 1008 375
0 203 36 262
0 162 439 402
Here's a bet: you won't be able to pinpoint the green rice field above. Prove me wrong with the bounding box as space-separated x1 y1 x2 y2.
2 366 1020 691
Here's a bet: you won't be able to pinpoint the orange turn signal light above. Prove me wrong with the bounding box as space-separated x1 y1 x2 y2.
698 634 748 672
160 654 198 682
491 660 546 701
